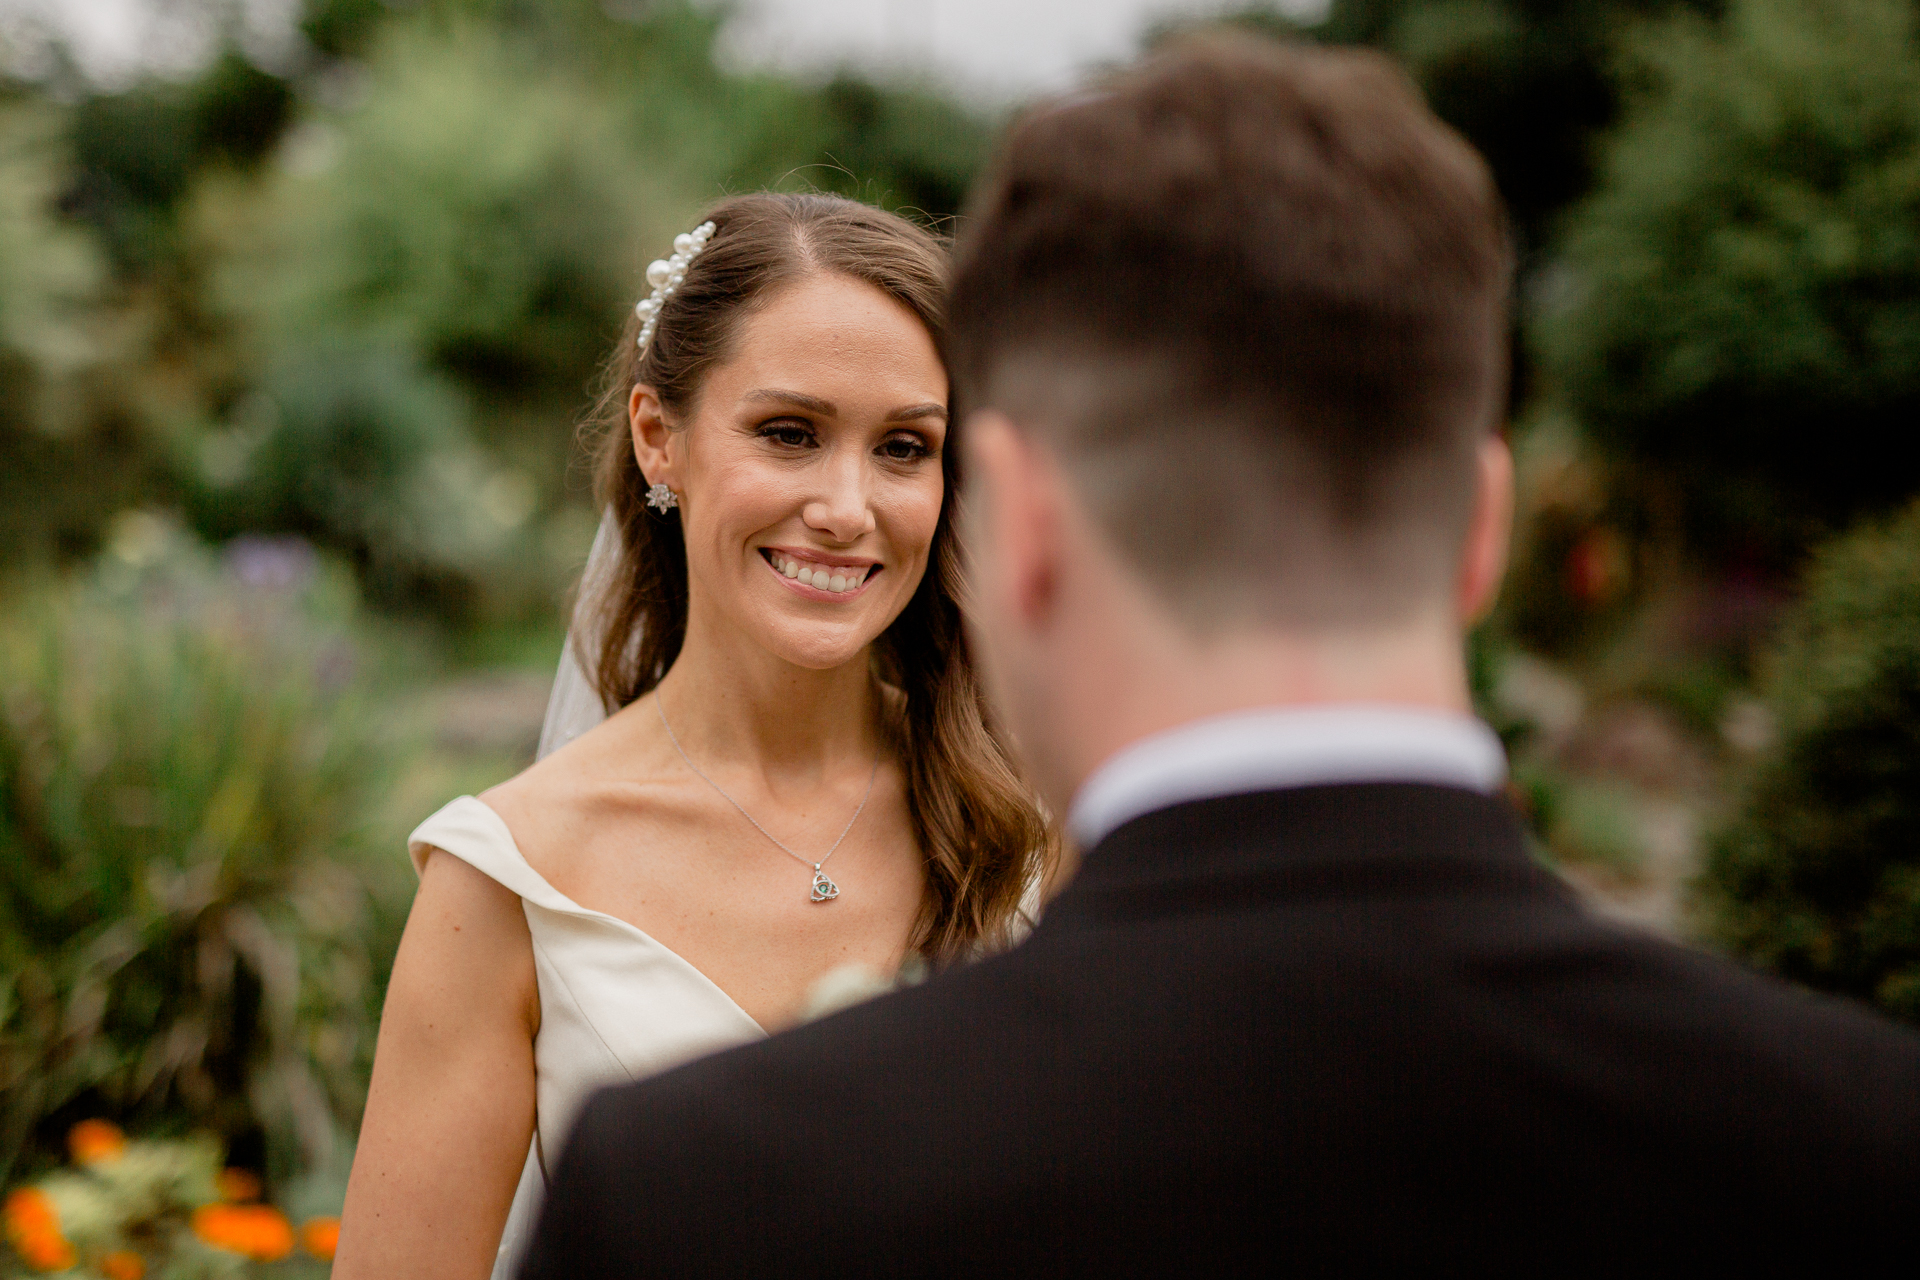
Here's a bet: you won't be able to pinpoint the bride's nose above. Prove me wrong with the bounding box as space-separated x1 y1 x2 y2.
802 453 876 543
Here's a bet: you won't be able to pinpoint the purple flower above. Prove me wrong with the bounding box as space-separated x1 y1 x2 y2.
225 537 317 593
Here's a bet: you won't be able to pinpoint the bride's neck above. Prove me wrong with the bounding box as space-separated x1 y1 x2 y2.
653 612 880 775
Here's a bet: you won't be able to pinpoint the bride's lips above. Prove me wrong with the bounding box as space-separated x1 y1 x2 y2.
761 548 880 600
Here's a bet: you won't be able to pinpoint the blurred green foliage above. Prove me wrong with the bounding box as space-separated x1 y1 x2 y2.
208 17 659 401
1528 769 1648 878
2 0 990 624
0 525 412 1187
1539 0 1920 555
182 346 506 613
0 100 149 566
1699 499 1920 1025
1201 1 1718 256
65 52 293 276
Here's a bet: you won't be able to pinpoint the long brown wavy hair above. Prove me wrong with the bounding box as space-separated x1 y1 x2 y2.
578 192 1053 960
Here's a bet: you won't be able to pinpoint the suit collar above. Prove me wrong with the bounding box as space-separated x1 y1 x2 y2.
1044 783 1551 927
1067 706 1507 850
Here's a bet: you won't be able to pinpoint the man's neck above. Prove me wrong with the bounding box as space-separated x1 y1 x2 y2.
1039 610 1474 819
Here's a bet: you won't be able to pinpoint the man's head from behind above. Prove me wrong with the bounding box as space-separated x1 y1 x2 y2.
951 34 1514 808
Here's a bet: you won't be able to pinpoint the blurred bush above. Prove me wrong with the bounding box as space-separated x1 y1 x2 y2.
1514 764 1649 879
1538 0 1920 558
180 341 534 617
0 523 414 1187
1698 498 1920 1025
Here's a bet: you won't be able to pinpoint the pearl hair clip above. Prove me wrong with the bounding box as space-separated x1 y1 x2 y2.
635 220 717 353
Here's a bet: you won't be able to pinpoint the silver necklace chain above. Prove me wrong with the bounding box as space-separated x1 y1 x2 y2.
655 693 877 903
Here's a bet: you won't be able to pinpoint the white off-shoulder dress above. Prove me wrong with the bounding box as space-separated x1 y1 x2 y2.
407 796 768 1280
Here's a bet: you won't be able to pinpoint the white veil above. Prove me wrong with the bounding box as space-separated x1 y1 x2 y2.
536 509 622 760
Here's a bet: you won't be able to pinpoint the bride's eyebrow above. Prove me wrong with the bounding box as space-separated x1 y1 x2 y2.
886 403 948 425
742 388 835 416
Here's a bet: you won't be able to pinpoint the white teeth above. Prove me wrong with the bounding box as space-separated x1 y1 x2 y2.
770 553 871 593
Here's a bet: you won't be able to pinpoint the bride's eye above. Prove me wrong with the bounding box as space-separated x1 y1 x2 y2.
759 421 815 449
878 433 933 462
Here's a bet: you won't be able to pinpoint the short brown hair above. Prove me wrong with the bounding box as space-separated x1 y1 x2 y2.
582 192 1051 959
948 33 1510 627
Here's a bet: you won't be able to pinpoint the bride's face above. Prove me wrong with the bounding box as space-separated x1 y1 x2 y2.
631 271 948 670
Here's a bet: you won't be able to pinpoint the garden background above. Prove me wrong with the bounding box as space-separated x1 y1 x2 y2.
5 0 1920 1273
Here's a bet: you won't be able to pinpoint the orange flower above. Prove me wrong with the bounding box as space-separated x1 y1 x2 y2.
300 1216 341 1261
216 1168 262 1203
101 1250 146 1280
67 1119 127 1167
3 1188 56 1235
191 1203 294 1262
4 1188 75 1272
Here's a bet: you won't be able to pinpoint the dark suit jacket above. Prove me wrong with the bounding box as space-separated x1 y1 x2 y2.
519 784 1920 1275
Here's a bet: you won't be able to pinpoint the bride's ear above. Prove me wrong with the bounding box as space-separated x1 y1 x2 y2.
629 384 682 491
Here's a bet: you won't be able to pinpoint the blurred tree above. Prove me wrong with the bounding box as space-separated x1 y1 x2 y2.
0 100 158 565
1537 0 1920 557
1699 497 1920 1026
807 75 989 221
1 44 299 577
184 14 677 616
182 0 988 618
63 52 294 277
300 0 390 59
1188 0 1719 261
294 0 989 222
1169 0 1720 419
207 17 664 405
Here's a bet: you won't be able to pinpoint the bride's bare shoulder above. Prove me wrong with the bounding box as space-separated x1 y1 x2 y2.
479 702 667 873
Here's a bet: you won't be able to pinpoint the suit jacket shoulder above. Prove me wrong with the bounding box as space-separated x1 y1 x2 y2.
522 785 1920 1276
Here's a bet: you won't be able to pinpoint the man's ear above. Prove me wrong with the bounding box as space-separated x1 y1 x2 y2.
1457 433 1514 625
963 410 1060 628
629 385 680 491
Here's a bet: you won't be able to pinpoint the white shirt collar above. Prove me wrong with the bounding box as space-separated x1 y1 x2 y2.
1066 704 1508 850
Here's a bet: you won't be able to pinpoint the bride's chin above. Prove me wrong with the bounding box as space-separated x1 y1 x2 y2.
754 619 881 672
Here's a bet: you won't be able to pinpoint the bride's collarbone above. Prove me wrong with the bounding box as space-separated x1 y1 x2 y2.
503 778 923 944
568 817 920 929
547 823 922 1031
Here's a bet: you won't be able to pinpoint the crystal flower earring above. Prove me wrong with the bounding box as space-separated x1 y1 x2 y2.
646 483 679 513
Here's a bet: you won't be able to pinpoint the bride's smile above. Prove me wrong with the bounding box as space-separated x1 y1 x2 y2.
762 548 880 596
